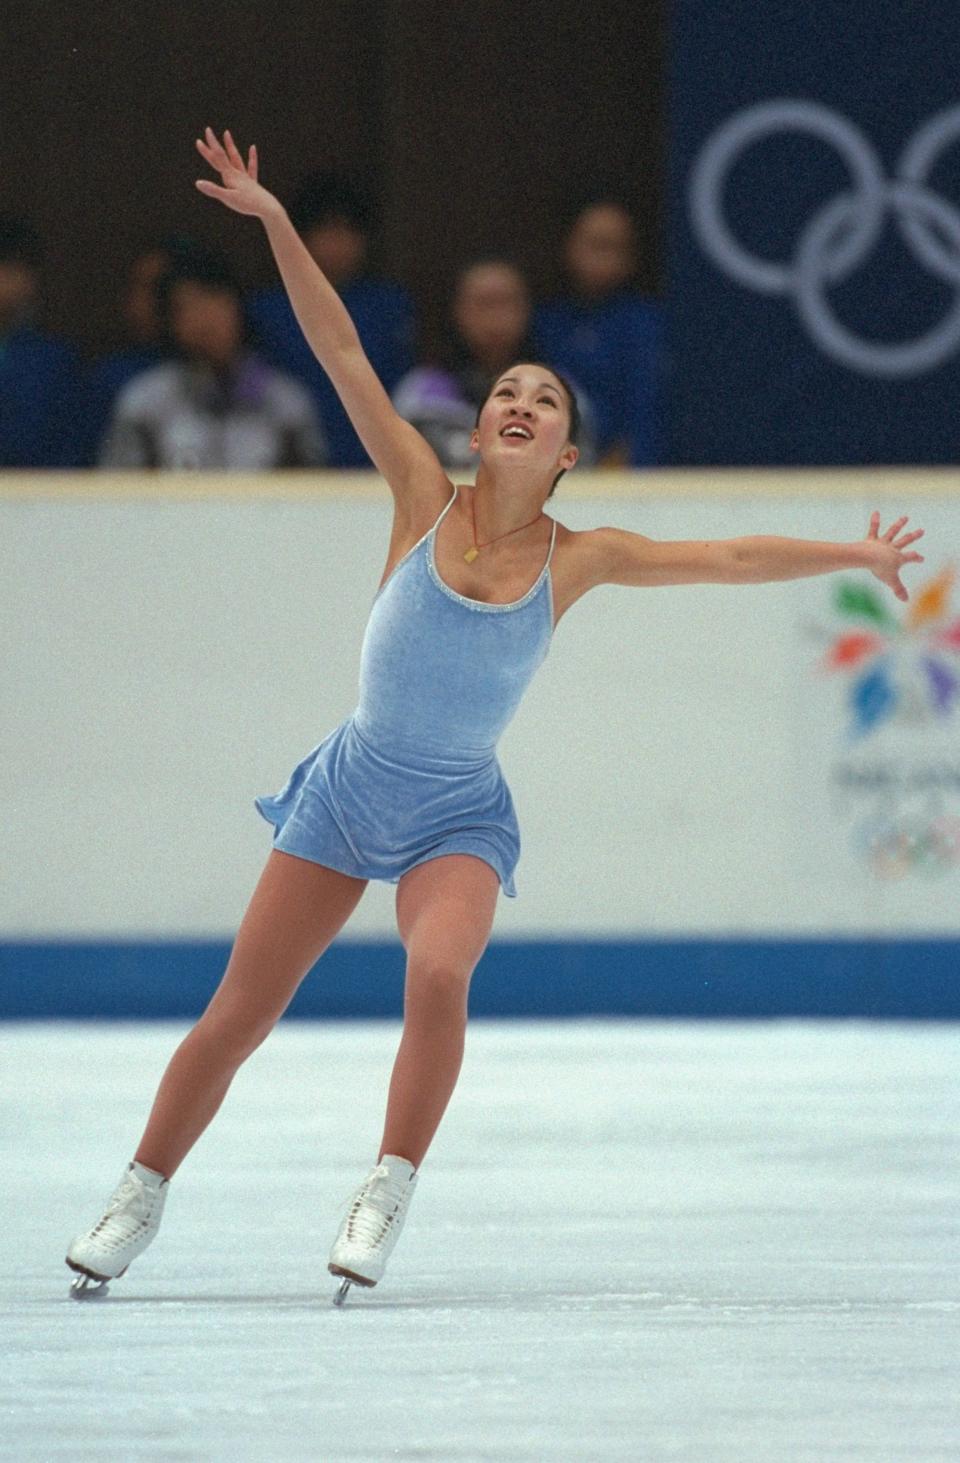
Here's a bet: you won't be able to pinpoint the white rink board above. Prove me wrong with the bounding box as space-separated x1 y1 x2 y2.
2 470 958 937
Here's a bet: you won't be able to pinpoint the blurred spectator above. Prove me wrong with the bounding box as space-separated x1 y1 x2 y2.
392 255 597 470
533 195 662 466
247 172 415 467
98 245 325 469
0 214 79 467
69 234 202 467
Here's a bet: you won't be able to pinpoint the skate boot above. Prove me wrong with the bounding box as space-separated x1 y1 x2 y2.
328 1153 418 1306
65 1160 169 1298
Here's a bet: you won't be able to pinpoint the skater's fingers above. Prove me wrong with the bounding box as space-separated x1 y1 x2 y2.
204 126 233 174
196 132 231 179
195 135 216 165
223 128 246 172
195 179 232 205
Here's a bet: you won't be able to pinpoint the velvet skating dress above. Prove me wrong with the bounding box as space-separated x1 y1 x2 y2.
255 484 557 897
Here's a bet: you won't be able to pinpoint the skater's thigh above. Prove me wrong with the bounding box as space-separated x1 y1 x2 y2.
395 854 499 979
203 851 368 1036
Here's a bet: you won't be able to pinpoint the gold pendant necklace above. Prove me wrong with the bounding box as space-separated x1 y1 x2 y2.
464 490 544 562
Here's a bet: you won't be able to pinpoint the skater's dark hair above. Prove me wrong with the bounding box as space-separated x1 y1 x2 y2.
474 361 581 497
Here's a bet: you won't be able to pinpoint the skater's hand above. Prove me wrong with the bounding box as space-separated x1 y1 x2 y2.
862 512 926 603
194 127 282 220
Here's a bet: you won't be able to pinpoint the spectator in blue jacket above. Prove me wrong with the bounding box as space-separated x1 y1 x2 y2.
0 214 79 467
247 172 415 467
533 195 662 467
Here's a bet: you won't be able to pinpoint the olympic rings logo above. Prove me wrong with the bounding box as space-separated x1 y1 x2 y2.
688 99 960 378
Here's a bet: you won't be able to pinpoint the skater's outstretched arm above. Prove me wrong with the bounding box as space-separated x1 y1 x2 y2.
195 128 446 504
581 512 925 598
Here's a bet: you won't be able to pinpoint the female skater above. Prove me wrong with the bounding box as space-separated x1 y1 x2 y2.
66 129 926 1306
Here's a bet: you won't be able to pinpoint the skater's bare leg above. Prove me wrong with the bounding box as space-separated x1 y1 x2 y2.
380 855 499 1170
134 851 367 1179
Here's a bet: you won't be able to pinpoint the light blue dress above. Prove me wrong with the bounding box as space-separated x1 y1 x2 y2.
255 484 558 897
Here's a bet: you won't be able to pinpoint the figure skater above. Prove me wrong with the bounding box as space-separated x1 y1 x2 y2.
65 129 926 1306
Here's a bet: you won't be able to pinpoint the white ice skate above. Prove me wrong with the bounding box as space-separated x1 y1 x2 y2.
328 1153 418 1306
65 1161 169 1298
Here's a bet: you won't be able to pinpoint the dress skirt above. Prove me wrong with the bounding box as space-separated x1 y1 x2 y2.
254 714 520 897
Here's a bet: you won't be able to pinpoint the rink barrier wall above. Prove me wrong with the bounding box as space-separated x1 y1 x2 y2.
4 469 959 960
2 937 958 1019
1 466 957 499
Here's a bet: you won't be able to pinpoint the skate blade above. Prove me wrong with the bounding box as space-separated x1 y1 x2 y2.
68 1272 111 1300
66 1257 127 1299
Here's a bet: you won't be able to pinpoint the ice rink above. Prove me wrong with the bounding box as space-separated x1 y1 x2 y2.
3 1018 958 1461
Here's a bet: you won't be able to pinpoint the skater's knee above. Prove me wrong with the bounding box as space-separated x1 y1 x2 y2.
404 958 473 1013
193 1004 277 1064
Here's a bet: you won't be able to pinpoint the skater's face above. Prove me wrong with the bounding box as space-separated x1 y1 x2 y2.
471 363 578 485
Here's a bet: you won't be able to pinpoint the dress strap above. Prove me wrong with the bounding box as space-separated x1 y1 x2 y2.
544 515 558 568
431 483 459 533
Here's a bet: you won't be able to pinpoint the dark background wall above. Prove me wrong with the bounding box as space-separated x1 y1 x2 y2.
3 0 663 359
667 1 960 465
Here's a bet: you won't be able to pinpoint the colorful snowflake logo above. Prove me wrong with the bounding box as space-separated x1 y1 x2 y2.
815 565 960 740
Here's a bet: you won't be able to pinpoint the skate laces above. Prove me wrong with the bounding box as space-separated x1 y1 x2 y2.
333 1162 389 1216
91 1173 157 1240
339 1163 409 1251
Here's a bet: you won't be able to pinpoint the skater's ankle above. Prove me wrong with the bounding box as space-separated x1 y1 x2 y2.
130 1158 169 1186
378 1151 418 1171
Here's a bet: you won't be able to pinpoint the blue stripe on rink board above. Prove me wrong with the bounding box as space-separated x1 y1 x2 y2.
1 939 958 1019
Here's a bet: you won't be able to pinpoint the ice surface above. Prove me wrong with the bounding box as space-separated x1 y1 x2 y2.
2 1018 959 1461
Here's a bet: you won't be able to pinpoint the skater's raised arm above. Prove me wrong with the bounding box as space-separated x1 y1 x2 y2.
194 128 446 503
